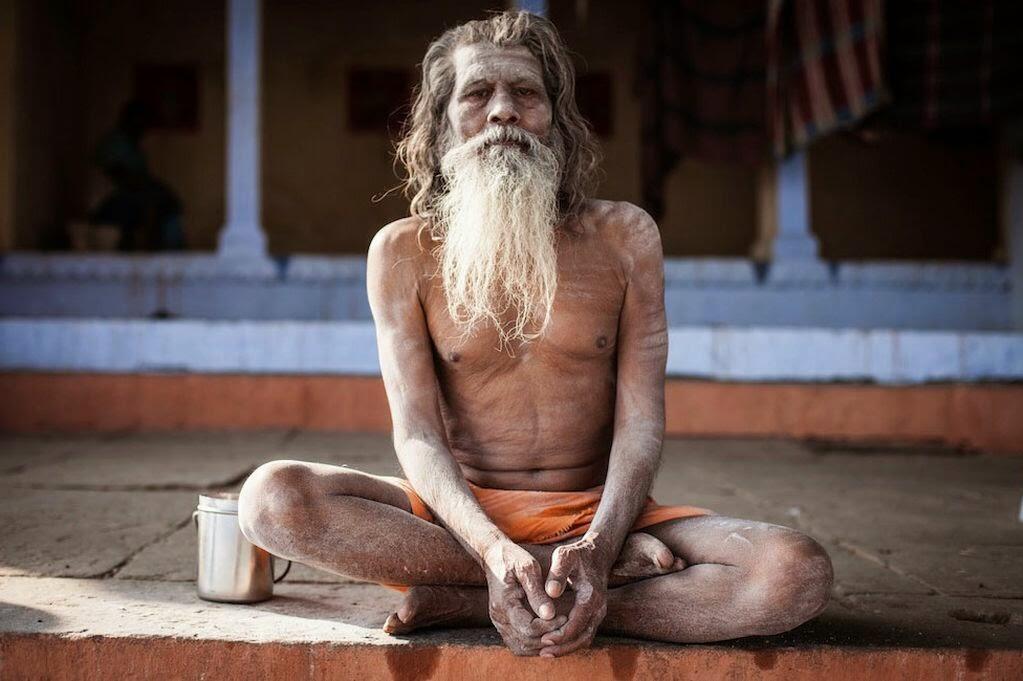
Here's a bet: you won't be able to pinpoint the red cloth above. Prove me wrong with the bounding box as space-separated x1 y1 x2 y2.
767 0 887 156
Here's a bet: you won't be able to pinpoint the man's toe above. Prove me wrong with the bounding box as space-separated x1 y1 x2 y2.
383 612 405 634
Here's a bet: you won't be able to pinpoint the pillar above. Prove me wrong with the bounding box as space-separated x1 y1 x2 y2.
772 151 820 260
514 0 548 17
217 0 268 260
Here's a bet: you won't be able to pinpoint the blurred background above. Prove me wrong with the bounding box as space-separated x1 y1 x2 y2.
0 0 1021 450
3 5 1023 672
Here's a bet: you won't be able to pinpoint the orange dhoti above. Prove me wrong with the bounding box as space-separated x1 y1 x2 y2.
381 477 714 590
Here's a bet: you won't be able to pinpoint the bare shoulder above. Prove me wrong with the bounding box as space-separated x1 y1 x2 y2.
367 216 434 287
579 199 662 278
368 216 431 266
366 216 437 318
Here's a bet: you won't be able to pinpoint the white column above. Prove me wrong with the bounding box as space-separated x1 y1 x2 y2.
513 0 548 17
773 152 820 260
217 0 268 260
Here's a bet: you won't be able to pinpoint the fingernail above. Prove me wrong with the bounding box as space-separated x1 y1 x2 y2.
539 604 554 619
541 637 553 646
546 580 559 595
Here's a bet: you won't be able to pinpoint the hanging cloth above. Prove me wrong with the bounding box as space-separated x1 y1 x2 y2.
767 0 887 157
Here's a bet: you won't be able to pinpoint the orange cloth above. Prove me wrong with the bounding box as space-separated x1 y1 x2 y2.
380 477 714 590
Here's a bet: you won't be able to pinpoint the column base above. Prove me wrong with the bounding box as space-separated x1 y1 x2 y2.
217 222 268 261
772 234 821 261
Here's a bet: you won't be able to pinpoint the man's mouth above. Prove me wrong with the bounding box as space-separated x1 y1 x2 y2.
485 139 527 151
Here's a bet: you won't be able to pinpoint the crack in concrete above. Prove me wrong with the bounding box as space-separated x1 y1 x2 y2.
0 434 127 476
94 514 195 580
1 448 84 476
8 465 261 493
834 539 945 596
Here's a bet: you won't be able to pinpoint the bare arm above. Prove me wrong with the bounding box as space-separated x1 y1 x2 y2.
540 207 668 657
583 210 668 568
367 222 559 652
366 222 505 560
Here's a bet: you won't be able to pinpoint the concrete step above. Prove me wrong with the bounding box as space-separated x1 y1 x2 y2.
3 372 1023 452
3 319 1022 384
2 578 1021 680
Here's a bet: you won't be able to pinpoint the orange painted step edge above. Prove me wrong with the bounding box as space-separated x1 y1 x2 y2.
0 634 1020 680
1 373 1021 453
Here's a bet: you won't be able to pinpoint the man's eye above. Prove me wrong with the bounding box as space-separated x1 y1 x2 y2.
466 90 487 99
516 88 535 97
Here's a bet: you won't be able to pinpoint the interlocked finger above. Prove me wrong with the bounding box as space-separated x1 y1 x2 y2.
517 563 555 619
539 621 599 657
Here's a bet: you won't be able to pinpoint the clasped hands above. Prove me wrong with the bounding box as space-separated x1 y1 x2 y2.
481 537 609 658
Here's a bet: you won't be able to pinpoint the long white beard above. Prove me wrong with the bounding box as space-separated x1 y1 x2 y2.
430 126 562 349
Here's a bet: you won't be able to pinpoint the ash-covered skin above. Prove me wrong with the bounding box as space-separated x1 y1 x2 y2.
237 33 834 659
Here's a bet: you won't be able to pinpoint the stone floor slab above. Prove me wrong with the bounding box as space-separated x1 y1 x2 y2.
879 544 1023 598
2 577 1021 650
0 488 194 577
2 432 1022 676
1 432 291 489
280 431 400 465
0 434 108 475
117 522 354 585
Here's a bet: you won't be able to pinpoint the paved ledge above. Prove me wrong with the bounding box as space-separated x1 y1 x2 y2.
1 254 1011 329
3 319 1022 384
1 433 1021 678
2 579 1022 680
3 253 1007 288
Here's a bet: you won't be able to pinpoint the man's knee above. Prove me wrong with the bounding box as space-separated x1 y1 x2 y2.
237 460 318 550
742 531 834 635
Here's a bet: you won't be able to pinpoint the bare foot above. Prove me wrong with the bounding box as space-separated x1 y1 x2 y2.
609 532 686 585
383 585 491 635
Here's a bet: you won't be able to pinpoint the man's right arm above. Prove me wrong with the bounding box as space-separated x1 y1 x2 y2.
366 222 558 648
366 221 503 558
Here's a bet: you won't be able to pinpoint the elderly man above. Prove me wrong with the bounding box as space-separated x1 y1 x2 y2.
238 11 833 658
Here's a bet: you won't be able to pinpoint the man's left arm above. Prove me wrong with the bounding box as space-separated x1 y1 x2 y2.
539 208 668 657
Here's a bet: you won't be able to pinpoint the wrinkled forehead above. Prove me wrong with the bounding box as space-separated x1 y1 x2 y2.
450 43 545 89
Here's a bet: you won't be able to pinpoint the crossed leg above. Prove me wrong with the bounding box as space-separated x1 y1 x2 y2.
237 460 834 644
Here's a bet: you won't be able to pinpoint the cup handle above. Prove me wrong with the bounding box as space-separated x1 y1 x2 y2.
192 510 198 530
272 557 292 583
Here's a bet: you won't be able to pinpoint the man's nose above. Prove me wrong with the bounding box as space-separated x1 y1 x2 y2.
487 89 520 125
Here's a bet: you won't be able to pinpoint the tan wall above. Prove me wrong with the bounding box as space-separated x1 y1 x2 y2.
552 1 757 257
0 0 15 252
7 0 998 259
11 0 84 250
27 0 755 256
809 132 998 260
75 0 227 250
261 0 499 254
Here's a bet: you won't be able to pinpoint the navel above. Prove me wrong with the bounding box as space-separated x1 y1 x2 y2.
448 351 461 362
595 335 608 349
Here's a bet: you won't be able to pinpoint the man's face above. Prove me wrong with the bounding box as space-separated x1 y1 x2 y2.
446 43 552 147
433 42 561 348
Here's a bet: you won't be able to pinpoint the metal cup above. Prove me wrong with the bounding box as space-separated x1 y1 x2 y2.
193 492 291 603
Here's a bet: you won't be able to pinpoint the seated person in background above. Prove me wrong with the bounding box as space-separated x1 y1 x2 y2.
90 100 185 251
238 11 833 658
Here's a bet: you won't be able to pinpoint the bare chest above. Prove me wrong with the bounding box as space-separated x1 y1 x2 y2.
422 246 626 373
